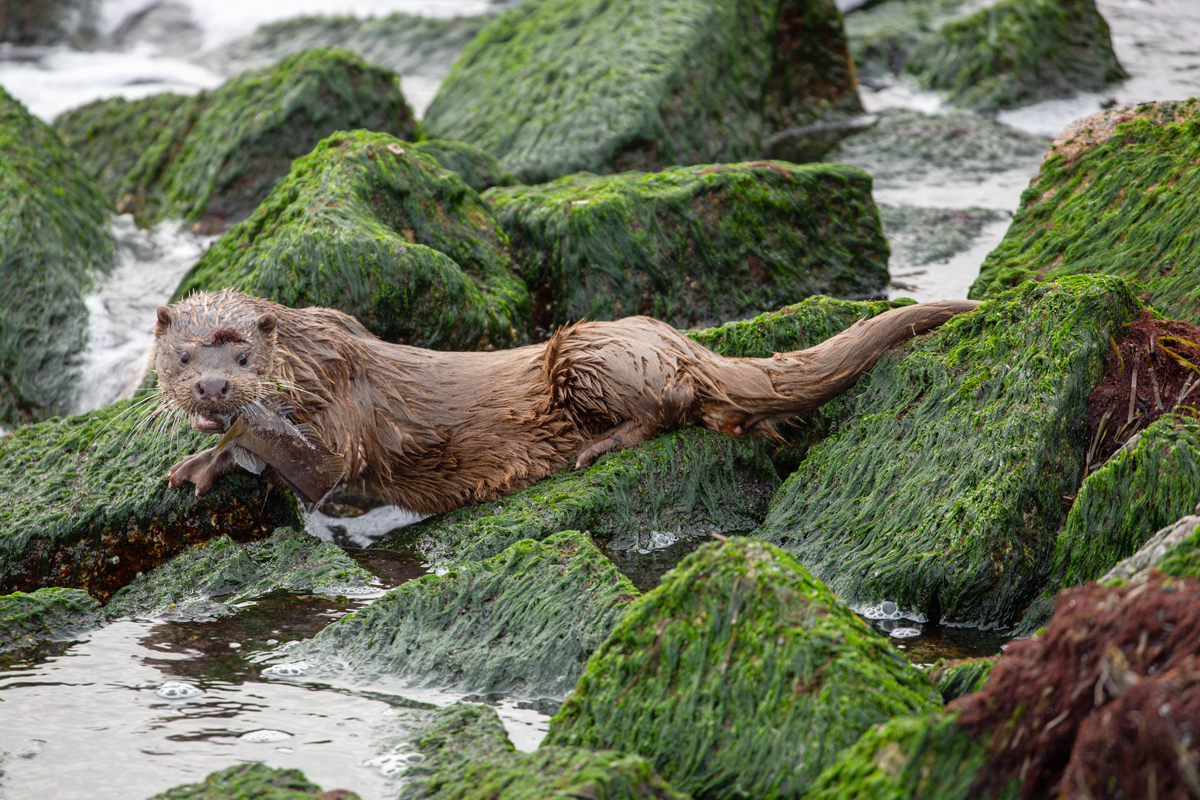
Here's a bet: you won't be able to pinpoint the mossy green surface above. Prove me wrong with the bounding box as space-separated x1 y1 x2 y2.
424 0 860 183
0 398 302 601
545 538 941 800
485 162 889 331
105 528 374 621
380 427 780 567
0 86 115 426
402 704 687 800
907 0 1124 111
756 276 1143 627
56 47 416 229
801 713 1015 800
970 101 1200 320
410 139 519 193
844 0 971 85
148 762 359 800
293 531 636 698
173 130 530 350
930 657 995 703
0 587 101 652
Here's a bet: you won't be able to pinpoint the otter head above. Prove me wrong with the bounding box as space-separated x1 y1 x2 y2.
153 292 279 432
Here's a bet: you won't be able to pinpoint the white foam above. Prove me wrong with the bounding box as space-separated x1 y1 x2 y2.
239 729 292 743
156 681 203 699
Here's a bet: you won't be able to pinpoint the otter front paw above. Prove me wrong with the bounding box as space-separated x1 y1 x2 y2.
168 447 235 495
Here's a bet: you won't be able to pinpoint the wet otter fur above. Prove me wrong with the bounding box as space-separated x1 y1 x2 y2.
154 290 977 515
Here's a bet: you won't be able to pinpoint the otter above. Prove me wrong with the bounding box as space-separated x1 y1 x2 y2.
154 290 977 515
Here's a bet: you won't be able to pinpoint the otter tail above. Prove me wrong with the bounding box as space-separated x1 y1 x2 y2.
691 300 979 435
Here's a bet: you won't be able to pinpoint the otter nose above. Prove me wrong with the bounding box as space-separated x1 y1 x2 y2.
195 378 230 400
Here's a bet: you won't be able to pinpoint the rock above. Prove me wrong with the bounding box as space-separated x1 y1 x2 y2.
0 0 96 46
906 0 1126 111
0 87 115 427
409 139 518 193
401 704 687 800
104 528 375 621
1016 414 1200 635
0 587 100 653
423 0 862 183
485 161 889 332
173 130 531 350
290 531 637 699
0 399 302 602
1101 512 1200 584
376 296 913 567
147 762 360 799
929 657 995 703
755 276 1143 627
807 574 1200 799
877 205 1006 274
53 47 417 230
545 538 941 799
970 99 1200 322
1047 99 1200 161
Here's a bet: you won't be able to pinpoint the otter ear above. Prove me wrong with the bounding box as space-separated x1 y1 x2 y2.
155 306 173 336
258 314 277 336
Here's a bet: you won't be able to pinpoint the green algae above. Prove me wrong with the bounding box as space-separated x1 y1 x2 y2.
756 276 1144 627
929 657 995 703
410 139 519 193
174 129 530 350
293 531 637 698
907 0 1125 112
424 0 860 183
844 0 973 85
149 762 359 800
56 47 416 229
801 713 1014 800
0 587 100 652
546 537 941 800
970 100 1200 322
0 86 115 427
0 398 302 602
402 704 687 800
485 162 889 332
1155 523 1200 578
105 528 375 621
379 427 780 568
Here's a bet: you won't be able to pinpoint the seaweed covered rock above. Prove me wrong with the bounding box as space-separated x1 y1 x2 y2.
423 0 862 183
0 399 302 601
0 0 95 46
906 0 1125 111
970 100 1200 321
545 538 941 799
104 528 375 621
54 47 416 229
0 588 101 652
292 532 636 699
807 575 1200 799
173 130 530 350
148 762 360 800
378 296 912 566
0 87 115 427
1102 512 1200 583
485 162 888 331
756 276 1143 627
402 704 687 800
410 139 518 193
929 657 995 703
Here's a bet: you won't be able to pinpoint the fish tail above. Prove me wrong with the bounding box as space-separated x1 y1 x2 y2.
296 423 346 483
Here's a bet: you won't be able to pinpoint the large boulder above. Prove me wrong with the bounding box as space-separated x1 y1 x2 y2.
290 531 637 700
423 0 862 183
906 0 1125 111
173 130 531 350
400 704 687 800
755 276 1143 627
484 162 889 331
0 87 115 427
806 575 1200 799
545 538 941 800
970 100 1200 322
378 296 912 567
0 399 301 601
53 47 417 230
148 762 360 800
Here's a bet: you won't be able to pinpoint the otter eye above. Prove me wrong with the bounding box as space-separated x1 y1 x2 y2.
237 353 248 367
180 351 191 365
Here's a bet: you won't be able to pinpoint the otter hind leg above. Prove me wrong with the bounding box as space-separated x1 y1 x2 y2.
168 446 238 495
573 383 695 469
575 419 659 469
